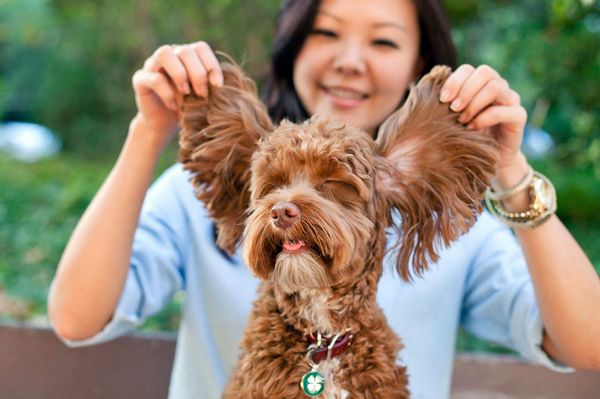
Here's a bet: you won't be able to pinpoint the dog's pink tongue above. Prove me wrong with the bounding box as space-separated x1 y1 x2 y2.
282 240 306 251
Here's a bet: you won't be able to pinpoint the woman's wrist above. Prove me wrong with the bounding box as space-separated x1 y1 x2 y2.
128 113 176 156
492 152 530 212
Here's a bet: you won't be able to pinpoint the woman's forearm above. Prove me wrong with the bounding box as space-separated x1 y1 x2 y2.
48 115 167 341
496 155 600 369
516 216 600 369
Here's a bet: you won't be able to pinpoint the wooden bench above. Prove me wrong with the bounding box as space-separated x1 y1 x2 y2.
1 322 598 398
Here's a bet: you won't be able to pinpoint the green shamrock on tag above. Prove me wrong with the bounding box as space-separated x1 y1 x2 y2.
301 371 325 397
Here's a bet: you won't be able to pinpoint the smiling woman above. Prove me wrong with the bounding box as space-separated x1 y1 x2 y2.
264 0 456 128
293 0 422 135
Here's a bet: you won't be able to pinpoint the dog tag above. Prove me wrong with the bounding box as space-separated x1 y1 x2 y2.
300 365 325 397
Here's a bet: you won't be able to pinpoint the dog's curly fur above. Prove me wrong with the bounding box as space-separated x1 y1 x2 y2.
179 60 497 398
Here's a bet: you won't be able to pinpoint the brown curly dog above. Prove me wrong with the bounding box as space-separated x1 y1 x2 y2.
178 59 497 398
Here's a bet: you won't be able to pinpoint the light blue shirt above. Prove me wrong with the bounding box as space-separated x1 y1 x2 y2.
58 164 570 399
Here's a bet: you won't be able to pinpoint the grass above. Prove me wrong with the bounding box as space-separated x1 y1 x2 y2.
1 151 599 347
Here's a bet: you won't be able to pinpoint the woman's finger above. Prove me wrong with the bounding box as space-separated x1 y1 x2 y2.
448 65 501 113
176 45 209 97
439 64 475 103
132 69 179 111
146 45 191 95
466 105 527 133
458 79 513 124
194 41 224 87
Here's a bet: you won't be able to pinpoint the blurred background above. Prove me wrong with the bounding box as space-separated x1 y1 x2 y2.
1 0 599 354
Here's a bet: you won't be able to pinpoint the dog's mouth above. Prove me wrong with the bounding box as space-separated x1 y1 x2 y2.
281 239 307 253
276 238 332 264
278 238 312 256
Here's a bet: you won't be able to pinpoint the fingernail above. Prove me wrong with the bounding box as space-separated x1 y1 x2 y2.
440 89 450 102
450 98 462 111
467 123 475 130
458 113 468 123
181 83 191 94
212 73 224 87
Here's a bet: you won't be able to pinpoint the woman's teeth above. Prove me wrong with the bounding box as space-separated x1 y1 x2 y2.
326 87 365 99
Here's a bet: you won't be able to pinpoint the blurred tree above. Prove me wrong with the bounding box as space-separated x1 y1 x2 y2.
1 0 598 170
445 0 600 178
1 0 278 155
0 0 57 119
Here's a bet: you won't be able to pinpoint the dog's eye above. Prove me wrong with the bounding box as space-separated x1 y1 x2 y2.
257 181 283 198
255 174 289 198
319 180 360 198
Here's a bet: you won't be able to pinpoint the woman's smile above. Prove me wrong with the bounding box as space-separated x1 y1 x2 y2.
319 83 369 108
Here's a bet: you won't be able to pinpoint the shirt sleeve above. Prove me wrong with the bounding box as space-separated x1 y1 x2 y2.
57 164 190 347
460 212 573 372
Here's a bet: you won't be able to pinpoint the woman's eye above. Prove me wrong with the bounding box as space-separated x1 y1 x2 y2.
311 28 338 38
373 38 399 49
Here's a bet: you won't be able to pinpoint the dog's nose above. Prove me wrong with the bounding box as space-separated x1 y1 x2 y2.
271 202 300 229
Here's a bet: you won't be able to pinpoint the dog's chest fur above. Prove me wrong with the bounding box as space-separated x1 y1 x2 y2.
297 289 336 334
320 358 349 399
296 289 349 398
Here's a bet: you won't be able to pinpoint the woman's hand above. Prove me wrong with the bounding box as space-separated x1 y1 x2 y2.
131 41 224 148
439 64 528 173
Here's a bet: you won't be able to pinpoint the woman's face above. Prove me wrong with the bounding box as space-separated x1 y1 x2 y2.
293 0 422 136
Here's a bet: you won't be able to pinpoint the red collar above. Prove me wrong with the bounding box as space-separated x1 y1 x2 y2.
306 331 353 364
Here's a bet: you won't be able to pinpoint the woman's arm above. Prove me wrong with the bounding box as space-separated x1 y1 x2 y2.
48 116 167 340
48 41 223 341
496 153 600 369
440 64 600 369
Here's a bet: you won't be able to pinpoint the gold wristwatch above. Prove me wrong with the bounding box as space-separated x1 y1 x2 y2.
485 170 557 229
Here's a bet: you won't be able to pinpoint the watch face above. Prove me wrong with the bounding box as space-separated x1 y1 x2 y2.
531 176 554 213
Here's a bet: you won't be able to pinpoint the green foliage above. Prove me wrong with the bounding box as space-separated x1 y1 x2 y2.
2 0 598 167
537 160 600 224
0 0 57 118
0 153 108 315
1 0 277 155
0 145 179 317
446 0 600 176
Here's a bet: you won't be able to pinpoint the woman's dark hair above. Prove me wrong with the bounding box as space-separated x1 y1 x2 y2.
263 0 457 124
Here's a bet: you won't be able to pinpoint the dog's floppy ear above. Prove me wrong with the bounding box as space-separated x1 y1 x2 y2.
179 60 273 254
375 66 498 281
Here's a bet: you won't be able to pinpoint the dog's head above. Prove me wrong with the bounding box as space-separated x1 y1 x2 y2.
179 61 497 292
242 116 383 293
